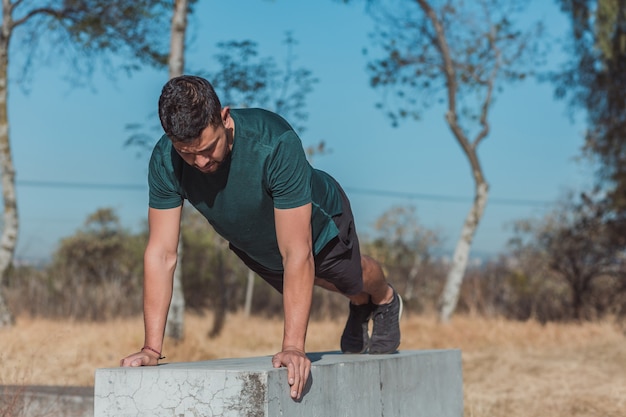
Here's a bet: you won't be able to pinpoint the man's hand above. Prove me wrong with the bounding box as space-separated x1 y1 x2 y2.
119 351 159 367
272 348 311 400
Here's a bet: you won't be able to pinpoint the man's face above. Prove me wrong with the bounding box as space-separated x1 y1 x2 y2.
172 108 233 174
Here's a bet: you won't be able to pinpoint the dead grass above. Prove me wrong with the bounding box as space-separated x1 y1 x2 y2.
1 312 624 417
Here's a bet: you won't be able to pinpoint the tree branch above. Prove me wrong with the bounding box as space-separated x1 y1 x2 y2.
12 6 65 29
474 27 501 150
417 0 485 183
416 0 457 124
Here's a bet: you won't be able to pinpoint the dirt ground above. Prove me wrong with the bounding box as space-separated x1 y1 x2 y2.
1 312 624 417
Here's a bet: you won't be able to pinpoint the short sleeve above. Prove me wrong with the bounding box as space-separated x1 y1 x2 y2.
148 138 184 209
266 131 312 209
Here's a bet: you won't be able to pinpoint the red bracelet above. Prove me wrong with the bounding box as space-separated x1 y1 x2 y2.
141 345 165 360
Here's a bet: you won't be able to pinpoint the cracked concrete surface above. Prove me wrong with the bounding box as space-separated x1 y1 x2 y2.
95 350 463 417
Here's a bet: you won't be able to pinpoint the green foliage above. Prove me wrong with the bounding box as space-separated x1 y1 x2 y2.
363 0 544 127
554 0 626 217
507 193 626 321
455 256 573 322
5 208 146 320
60 0 169 66
179 208 249 313
364 205 445 312
47 208 145 320
4 204 624 322
126 32 318 155
179 208 286 323
367 206 439 272
53 208 141 281
203 32 318 135
3 206 284 320
596 0 626 60
11 0 172 88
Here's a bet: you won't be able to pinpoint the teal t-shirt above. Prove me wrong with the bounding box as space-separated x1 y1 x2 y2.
148 108 342 272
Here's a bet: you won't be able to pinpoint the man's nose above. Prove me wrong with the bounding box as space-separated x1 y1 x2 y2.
195 154 211 167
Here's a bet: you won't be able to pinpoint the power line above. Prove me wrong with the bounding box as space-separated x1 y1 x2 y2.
343 187 552 207
17 179 552 207
17 180 146 191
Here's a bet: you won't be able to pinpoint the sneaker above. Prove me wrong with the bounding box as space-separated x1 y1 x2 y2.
369 286 403 354
340 300 375 354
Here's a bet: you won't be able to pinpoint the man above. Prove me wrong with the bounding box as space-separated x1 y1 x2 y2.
120 75 402 400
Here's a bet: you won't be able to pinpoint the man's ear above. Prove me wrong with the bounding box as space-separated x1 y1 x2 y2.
221 106 231 127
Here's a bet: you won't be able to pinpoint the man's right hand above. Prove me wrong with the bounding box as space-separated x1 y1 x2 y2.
120 351 159 367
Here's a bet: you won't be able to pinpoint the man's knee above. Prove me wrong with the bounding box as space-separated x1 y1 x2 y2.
361 255 382 277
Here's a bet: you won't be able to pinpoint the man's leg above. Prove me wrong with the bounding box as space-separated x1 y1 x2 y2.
353 255 393 305
314 177 402 354
314 276 373 354
358 256 403 354
342 255 402 354
315 254 402 354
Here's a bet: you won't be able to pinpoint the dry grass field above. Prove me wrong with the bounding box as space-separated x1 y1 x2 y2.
1 311 625 417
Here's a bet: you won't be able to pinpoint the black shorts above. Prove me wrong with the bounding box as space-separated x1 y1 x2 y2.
229 184 363 296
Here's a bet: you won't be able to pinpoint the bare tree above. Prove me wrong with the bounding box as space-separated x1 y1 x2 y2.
357 0 543 321
0 0 170 327
164 0 192 342
511 192 626 321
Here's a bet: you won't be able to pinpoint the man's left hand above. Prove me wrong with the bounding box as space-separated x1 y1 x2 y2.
272 348 311 400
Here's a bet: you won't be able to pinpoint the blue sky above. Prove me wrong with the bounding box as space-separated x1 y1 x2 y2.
9 0 591 262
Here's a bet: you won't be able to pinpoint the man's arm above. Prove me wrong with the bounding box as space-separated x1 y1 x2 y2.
120 206 182 367
271 203 314 400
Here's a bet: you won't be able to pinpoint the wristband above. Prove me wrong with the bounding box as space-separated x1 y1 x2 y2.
141 345 166 360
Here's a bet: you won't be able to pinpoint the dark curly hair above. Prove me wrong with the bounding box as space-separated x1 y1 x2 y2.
158 75 223 143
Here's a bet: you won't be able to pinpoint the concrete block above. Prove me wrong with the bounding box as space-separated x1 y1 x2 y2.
0 385 93 417
95 349 463 417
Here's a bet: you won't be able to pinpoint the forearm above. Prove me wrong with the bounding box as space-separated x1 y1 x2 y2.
281 254 315 352
142 249 177 352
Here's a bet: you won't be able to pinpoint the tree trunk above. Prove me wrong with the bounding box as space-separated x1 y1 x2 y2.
209 242 227 338
403 255 421 301
165 0 188 341
0 10 17 328
166 232 185 340
244 269 254 316
439 181 488 322
168 0 187 79
416 0 496 322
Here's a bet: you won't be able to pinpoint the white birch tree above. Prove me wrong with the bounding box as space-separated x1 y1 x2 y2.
356 0 544 321
165 0 190 342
